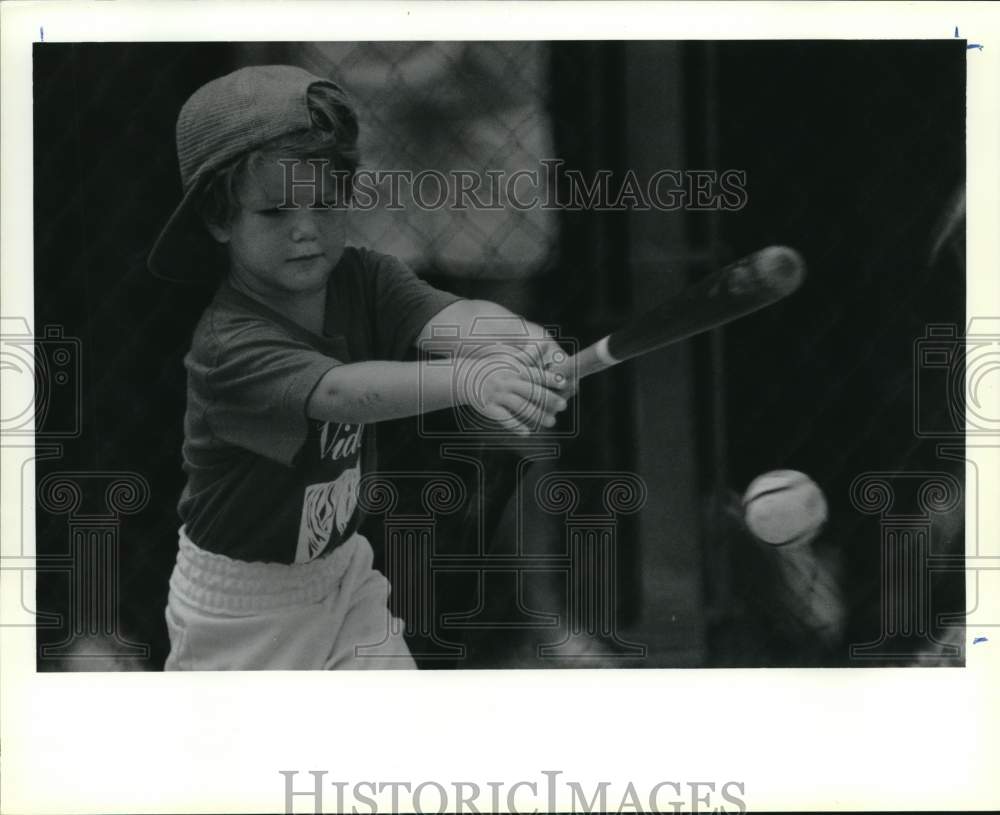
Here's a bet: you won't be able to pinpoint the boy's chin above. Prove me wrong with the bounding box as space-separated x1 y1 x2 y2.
283 256 335 282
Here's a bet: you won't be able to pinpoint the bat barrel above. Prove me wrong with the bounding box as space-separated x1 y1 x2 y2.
754 245 806 297
606 244 806 362
555 245 807 381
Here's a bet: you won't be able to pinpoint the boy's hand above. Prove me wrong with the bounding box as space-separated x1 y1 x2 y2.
527 323 577 399
516 321 578 400
456 344 569 435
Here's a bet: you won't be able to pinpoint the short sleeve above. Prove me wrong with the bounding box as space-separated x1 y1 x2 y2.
364 249 463 360
201 316 341 466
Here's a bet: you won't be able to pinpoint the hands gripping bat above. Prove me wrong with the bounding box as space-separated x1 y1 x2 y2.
549 245 806 381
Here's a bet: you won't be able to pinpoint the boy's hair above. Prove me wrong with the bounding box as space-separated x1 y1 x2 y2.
147 65 359 282
197 83 360 228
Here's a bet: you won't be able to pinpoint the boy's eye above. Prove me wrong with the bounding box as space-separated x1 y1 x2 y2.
255 203 335 214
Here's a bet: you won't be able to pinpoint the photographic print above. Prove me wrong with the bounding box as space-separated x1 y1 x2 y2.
27 38 966 672
3 4 998 814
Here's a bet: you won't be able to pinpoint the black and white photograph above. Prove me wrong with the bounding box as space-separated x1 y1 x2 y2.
2 2 999 814
27 38 969 671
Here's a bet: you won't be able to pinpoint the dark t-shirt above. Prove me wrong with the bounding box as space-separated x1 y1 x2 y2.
178 246 462 564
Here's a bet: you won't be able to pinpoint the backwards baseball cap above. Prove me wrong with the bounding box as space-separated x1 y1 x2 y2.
148 64 345 282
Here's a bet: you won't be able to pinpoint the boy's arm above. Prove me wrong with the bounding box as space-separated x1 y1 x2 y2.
416 299 567 369
305 357 567 435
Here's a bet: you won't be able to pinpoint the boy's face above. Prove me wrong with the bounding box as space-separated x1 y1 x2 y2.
209 158 346 297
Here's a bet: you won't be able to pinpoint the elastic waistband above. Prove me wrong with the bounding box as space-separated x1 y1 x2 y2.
170 527 367 614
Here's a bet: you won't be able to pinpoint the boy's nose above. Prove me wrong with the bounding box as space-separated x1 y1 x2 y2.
289 209 320 241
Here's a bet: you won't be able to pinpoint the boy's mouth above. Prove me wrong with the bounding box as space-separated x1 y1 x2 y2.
288 252 323 262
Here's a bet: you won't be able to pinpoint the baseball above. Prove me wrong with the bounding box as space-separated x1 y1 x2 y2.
742 470 828 546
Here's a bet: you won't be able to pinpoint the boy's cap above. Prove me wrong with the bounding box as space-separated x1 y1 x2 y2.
148 64 341 282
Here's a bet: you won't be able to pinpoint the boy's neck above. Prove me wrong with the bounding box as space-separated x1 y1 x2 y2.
228 275 329 336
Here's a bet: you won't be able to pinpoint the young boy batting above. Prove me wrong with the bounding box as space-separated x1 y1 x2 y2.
148 65 571 670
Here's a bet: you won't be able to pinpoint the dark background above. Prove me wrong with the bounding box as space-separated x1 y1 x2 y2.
32 41 965 669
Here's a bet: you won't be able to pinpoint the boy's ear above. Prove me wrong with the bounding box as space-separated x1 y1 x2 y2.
204 219 231 245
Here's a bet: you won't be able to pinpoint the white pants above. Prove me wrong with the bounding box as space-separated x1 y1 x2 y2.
164 528 415 670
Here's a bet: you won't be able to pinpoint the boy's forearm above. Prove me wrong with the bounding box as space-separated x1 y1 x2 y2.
419 299 549 348
461 299 548 338
306 360 462 425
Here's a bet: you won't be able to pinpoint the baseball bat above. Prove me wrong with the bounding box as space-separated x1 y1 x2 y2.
551 245 806 380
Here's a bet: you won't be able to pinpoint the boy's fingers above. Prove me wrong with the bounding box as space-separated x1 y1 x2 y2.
499 393 535 421
499 392 560 431
540 341 566 368
467 343 536 377
475 345 571 398
497 342 540 371
487 405 533 436
508 379 567 414
543 369 572 392
524 342 547 370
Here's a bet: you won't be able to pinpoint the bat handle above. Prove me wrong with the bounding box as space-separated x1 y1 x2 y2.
548 336 618 382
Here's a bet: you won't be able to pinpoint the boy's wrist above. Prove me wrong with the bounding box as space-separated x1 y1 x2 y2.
422 360 471 410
